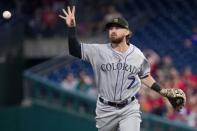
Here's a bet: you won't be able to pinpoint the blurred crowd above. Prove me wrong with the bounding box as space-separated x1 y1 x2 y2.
60 70 97 98
139 49 197 127
1 0 132 38
23 0 126 38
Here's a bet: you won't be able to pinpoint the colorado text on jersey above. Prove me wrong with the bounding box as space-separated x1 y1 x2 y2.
100 62 140 75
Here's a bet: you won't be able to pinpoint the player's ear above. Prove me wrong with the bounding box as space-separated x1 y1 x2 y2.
126 30 132 38
125 29 130 36
129 31 132 37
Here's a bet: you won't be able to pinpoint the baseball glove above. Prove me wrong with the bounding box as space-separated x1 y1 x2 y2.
160 88 186 111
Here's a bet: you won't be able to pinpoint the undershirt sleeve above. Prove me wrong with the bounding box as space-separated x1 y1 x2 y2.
68 27 81 59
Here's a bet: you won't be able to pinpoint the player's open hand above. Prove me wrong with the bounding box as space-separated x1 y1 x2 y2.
59 6 76 27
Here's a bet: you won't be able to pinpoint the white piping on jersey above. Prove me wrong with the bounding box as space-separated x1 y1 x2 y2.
119 46 135 100
113 59 121 101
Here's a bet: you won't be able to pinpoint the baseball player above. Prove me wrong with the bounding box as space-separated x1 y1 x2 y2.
59 6 186 131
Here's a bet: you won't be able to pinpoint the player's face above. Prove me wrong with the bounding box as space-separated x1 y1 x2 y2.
108 26 130 44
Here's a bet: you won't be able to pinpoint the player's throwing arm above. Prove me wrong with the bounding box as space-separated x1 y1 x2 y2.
59 6 81 58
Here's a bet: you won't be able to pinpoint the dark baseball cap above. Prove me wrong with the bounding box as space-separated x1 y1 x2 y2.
105 17 129 30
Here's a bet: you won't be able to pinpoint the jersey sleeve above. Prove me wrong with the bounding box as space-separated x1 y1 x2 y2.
138 56 151 79
81 43 99 62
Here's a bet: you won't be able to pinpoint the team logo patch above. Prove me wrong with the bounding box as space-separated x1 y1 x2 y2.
113 18 118 23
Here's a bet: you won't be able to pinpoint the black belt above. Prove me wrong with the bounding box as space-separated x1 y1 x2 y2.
99 96 135 108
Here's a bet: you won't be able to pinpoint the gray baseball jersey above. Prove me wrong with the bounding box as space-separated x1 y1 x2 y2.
81 43 150 101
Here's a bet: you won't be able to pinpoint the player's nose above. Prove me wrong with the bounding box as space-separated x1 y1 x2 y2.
109 28 117 34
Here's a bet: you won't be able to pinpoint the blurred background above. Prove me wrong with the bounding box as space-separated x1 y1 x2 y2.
0 0 197 131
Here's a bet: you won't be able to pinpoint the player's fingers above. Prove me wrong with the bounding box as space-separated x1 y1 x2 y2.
62 9 68 16
72 6 75 15
58 15 66 20
67 6 71 14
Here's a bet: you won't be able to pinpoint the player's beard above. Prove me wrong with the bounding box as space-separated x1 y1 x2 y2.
109 35 124 44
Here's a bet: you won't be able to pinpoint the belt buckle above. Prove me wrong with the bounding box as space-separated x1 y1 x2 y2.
116 101 124 108
103 99 108 105
115 102 119 108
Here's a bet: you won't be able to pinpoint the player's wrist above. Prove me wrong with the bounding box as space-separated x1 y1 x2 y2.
150 83 162 93
151 83 169 97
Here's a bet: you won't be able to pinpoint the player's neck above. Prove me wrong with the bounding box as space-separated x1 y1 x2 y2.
111 41 129 53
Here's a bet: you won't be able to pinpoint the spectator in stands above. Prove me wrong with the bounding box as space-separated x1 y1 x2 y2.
144 49 160 77
104 5 122 22
76 70 94 92
61 72 78 91
184 26 197 48
157 55 173 81
183 66 197 89
41 4 58 37
169 67 186 90
187 93 197 127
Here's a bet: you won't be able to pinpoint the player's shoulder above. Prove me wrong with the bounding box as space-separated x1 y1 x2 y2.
82 43 107 47
92 43 110 49
130 43 146 58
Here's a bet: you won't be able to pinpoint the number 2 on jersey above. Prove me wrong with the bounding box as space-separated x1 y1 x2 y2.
127 76 135 89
